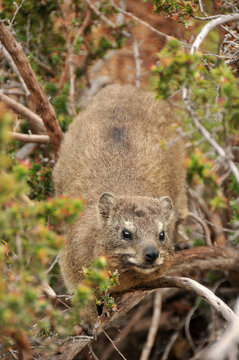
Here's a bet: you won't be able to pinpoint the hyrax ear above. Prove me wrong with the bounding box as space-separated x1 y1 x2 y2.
98 192 116 220
159 196 173 221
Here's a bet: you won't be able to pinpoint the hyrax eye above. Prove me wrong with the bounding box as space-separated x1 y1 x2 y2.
121 229 133 240
159 231 165 241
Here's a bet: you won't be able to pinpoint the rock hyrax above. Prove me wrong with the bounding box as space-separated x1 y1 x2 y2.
53 84 187 294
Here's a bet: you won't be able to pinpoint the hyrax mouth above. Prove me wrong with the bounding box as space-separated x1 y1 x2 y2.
128 261 164 274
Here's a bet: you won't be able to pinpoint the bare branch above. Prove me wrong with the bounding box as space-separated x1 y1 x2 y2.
57 0 77 117
206 298 239 360
132 36 141 89
16 143 38 160
43 283 58 307
45 254 59 275
184 297 201 352
10 132 49 144
147 276 236 323
0 91 45 134
182 88 239 184
110 0 190 48
187 211 212 246
84 0 119 32
10 0 25 29
195 0 220 21
0 23 63 157
191 13 239 53
0 44 30 97
139 291 162 360
161 331 180 360
102 329 127 360
103 299 152 360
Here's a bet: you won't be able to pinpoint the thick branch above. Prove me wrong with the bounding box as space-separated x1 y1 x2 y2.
10 132 49 144
111 246 239 295
0 23 63 157
0 91 45 134
52 246 239 360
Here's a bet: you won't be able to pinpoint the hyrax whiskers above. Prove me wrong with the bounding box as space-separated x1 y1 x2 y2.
53 83 187 301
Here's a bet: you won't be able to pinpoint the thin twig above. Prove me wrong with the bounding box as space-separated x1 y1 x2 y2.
57 0 77 117
102 329 127 360
187 211 212 246
132 36 141 89
10 0 25 29
139 291 162 360
110 0 191 48
182 89 239 184
161 331 180 360
68 42 77 117
103 299 152 360
205 219 235 233
195 0 220 21
87 344 100 360
181 12 239 184
206 297 239 360
184 297 201 352
45 254 59 275
0 44 30 97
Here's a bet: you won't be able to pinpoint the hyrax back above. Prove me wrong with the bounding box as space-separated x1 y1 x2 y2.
53 84 187 293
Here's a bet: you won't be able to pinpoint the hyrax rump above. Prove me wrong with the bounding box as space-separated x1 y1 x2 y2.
53 84 187 294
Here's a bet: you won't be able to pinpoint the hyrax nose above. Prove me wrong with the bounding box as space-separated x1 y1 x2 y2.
144 247 159 263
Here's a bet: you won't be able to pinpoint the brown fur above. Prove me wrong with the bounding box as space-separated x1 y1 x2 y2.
53 84 187 294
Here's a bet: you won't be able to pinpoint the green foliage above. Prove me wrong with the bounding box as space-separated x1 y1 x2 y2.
0 107 88 354
83 256 119 310
184 149 217 186
152 40 202 99
150 0 199 26
0 108 118 352
27 161 54 200
152 36 239 239
1 0 64 69
193 238 205 247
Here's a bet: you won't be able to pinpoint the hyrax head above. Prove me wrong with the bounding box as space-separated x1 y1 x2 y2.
96 192 176 276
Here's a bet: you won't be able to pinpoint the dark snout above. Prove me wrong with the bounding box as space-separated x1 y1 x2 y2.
144 246 159 263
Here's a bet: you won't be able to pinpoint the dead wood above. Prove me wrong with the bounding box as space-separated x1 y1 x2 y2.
0 23 63 157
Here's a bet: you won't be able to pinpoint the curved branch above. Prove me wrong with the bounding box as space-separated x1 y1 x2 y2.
52 246 239 360
192 13 239 53
187 211 212 246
